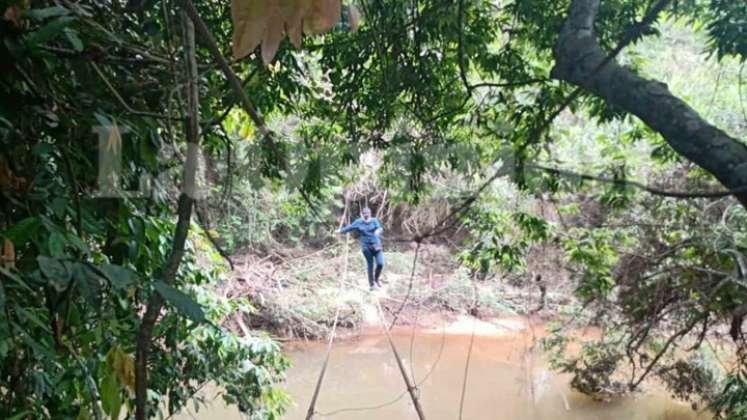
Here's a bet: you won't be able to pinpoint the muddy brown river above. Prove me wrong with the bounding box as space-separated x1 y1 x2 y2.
174 319 713 419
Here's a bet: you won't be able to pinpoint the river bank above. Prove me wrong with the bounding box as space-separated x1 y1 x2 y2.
206 241 720 420
223 241 570 341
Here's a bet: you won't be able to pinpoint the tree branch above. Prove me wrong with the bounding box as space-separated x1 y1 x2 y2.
469 79 549 89
457 0 472 96
457 0 547 95
415 0 666 243
629 311 706 390
90 62 184 121
195 202 234 270
552 0 747 208
135 10 200 420
182 0 285 169
529 163 747 199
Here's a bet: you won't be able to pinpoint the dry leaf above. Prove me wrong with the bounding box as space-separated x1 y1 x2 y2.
3 6 21 27
304 0 341 34
0 156 25 194
348 4 360 32
3 0 28 28
261 7 286 65
232 0 343 63
108 347 136 393
285 0 311 48
232 0 269 60
1 239 15 268
286 18 303 48
119 353 136 393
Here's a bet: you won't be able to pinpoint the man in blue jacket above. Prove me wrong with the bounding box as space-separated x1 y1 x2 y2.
338 207 384 290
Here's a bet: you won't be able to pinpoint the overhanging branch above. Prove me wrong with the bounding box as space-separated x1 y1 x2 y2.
552 0 747 208
182 0 286 170
529 164 747 199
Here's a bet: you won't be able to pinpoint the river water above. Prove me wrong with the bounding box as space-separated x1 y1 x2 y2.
175 320 712 420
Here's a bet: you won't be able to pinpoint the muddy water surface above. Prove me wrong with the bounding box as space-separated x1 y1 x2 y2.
176 319 712 420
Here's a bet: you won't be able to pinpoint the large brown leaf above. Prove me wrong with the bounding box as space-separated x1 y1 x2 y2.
304 0 341 34
231 0 269 60
232 0 343 63
285 0 311 48
261 5 286 65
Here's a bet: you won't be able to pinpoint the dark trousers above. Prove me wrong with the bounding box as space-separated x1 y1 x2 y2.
362 247 384 287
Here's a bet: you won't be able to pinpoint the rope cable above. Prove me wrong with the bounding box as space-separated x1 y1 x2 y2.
458 284 479 420
304 205 352 420
389 241 422 329
314 311 448 417
375 298 428 420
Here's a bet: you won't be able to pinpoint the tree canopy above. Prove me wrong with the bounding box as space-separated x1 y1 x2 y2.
2 0 747 418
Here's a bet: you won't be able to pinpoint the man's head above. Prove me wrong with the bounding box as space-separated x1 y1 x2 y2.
361 207 372 221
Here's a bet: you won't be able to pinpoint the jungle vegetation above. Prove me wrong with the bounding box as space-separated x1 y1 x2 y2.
1 0 747 418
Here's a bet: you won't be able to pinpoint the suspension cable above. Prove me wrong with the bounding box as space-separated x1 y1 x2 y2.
304 205 352 419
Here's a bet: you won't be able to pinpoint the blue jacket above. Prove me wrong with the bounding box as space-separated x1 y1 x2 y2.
340 218 383 250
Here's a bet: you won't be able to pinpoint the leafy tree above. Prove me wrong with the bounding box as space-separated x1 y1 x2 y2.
2 0 747 417
0 1 289 418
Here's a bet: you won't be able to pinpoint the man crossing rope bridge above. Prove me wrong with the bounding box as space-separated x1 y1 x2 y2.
337 207 385 290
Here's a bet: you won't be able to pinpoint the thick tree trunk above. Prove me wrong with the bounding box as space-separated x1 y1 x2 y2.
551 0 747 208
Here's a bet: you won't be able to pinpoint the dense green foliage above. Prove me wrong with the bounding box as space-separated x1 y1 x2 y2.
2 0 747 418
0 1 289 418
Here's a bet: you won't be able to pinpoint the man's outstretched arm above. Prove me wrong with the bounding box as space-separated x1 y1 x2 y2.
338 222 357 234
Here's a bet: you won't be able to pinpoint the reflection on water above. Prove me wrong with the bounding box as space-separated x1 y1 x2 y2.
175 322 712 420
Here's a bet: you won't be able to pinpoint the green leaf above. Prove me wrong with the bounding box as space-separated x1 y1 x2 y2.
50 197 68 219
25 6 70 21
64 27 83 52
100 370 121 419
7 411 33 420
48 231 66 257
76 407 92 420
154 281 206 323
26 16 76 48
14 322 54 357
73 264 103 305
0 266 35 294
99 264 137 290
66 233 90 254
3 217 41 245
94 113 112 128
111 400 121 420
15 306 51 333
37 256 71 291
